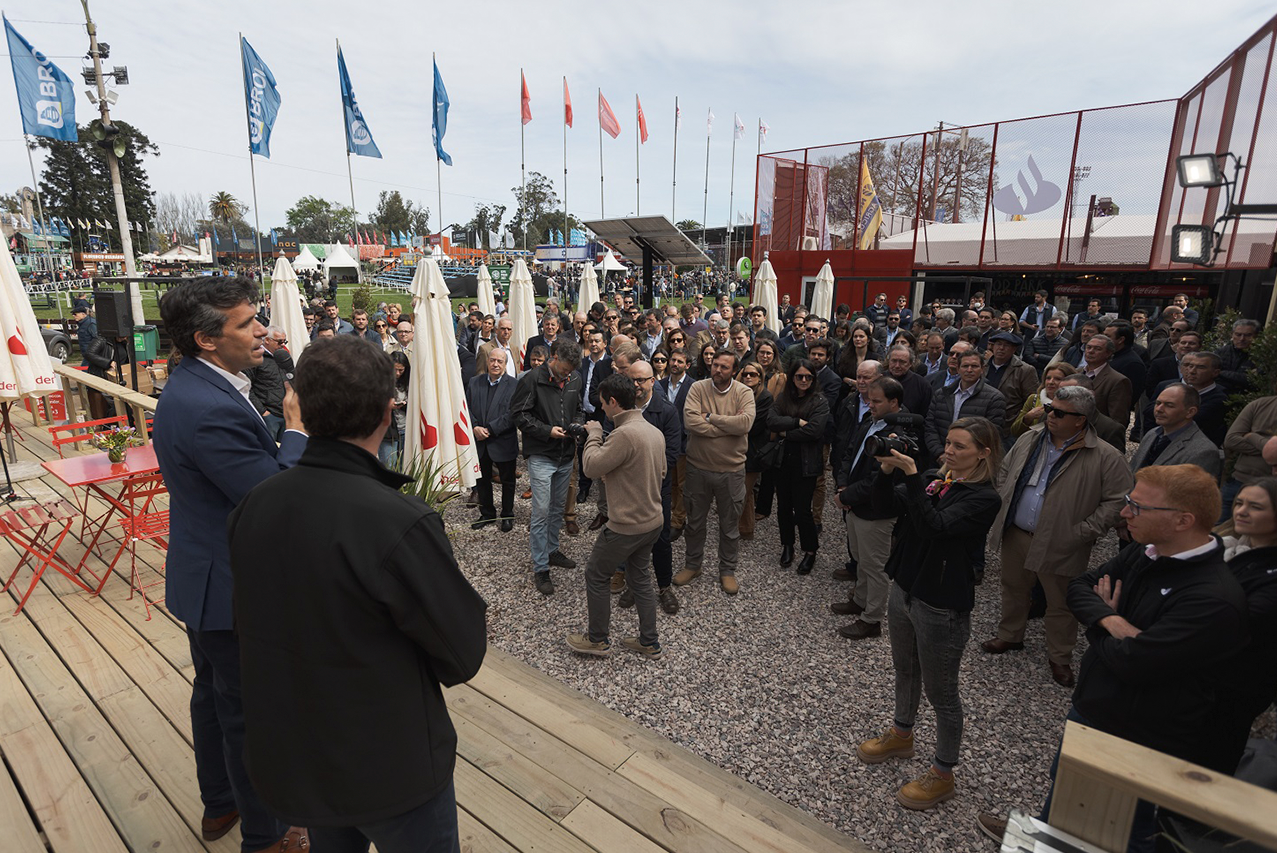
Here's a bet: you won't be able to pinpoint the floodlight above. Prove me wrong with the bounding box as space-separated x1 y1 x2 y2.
111 66 128 85
1176 154 1223 188
84 89 98 105
104 90 118 105
1170 225 1214 265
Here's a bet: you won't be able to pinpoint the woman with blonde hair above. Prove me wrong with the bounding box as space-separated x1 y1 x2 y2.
1010 362 1077 436
855 416 1003 811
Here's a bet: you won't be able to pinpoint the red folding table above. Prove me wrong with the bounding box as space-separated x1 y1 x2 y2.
41 446 164 594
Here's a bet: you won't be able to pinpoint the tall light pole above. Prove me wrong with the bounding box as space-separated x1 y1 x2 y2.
80 0 143 323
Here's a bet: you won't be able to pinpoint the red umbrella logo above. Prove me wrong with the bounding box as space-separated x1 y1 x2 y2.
419 414 438 450
453 404 471 446
8 331 26 355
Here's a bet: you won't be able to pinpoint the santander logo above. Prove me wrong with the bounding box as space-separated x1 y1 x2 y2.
8 331 27 355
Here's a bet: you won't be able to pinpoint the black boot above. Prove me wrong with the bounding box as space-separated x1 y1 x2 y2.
780 545 794 568
797 552 816 575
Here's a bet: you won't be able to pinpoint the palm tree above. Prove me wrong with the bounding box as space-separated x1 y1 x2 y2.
209 191 242 224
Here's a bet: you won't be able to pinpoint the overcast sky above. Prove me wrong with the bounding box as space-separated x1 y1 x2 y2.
2 0 1273 234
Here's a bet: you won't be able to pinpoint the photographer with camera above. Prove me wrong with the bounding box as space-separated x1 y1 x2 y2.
511 339 585 596
855 416 1002 812
832 377 918 640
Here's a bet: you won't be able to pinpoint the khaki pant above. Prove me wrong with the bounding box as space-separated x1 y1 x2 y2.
670 455 687 530
845 511 894 624
739 470 759 538
683 464 745 575
812 445 830 521
996 526 1077 666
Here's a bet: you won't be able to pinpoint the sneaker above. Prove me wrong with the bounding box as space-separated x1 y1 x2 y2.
658 586 679 615
831 598 865 616
897 768 956 811
975 813 1007 843
535 573 555 596
549 550 577 569
856 728 915 764
566 633 610 656
837 619 881 640
610 571 626 593
672 567 701 586
617 586 635 608
719 573 739 595
620 637 663 659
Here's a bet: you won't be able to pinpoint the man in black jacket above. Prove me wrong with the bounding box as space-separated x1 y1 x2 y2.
834 376 909 639
249 326 294 441
228 336 487 852
467 348 518 531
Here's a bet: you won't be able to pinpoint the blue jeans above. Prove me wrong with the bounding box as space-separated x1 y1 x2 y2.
306 780 460 853
1040 707 1158 853
887 584 970 769
528 454 574 575
188 629 288 852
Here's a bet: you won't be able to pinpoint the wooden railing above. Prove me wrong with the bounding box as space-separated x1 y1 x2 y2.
1049 722 1277 851
40 363 158 443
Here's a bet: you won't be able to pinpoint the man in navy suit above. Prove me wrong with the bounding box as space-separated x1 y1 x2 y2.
467 348 518 531
154 277 308 853
656 348 693 538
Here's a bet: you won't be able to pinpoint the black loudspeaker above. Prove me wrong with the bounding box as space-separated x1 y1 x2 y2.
94 290 132 337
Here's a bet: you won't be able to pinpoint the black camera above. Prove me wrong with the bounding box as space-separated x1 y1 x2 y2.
565 422 588 439
864 413 924 458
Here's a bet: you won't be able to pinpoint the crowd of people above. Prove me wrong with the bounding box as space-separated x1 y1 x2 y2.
143 273 1273 851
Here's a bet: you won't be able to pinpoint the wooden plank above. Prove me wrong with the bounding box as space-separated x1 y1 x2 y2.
478 648 866 852
0 743 48 853
561 799 668 853
0 602 206 853
448 683 750 853
457 806 521 853
453 757 599 853
1051 722 1277 852
0 645 126 853
453 714 585 821
465 664 636 770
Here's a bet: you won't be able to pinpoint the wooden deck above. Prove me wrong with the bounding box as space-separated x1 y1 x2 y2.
0 413 870 853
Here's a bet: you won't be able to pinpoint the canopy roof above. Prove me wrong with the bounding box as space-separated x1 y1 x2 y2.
292 244 321 270
594 248 627 272
322 243 360 270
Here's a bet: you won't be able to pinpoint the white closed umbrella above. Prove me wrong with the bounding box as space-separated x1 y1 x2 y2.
811 260 835 323
0 239 58 459
508 259 538 370
475 264 496 318
268 256 309 362
402 259 480 489
577 261 600 315
753 256 781 335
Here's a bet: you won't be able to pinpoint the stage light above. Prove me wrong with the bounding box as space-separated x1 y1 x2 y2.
1170 225 1214 265
1176 154 1223 188
84 89 98 105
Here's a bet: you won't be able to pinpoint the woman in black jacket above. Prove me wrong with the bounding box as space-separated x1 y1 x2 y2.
766 359 830 574
855 416 1003 811
736 362 774 541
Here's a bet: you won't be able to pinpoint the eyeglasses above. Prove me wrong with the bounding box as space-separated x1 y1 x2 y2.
652 357 668 364
1043 403 1082 419
740 371 761 379
793 373 814 382
1123 495 1183 516
374 324 386 329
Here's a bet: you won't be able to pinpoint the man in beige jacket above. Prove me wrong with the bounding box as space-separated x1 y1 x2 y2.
674 350 756 595
567 372 669 660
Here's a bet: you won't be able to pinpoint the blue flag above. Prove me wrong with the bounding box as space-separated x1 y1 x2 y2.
241 37 281 158
270 228 278 246
337 46 381 158
432 59 451 166
213 230 221 247
3 16 76 142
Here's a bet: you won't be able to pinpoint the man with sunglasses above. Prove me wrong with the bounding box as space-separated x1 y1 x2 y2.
982 385 1132 688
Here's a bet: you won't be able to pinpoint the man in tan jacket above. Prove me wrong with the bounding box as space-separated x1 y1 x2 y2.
674 350 756 595
567 372 669 660
980 385 1132 688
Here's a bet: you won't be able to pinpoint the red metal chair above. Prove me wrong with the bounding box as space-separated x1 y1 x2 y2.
0 499 91 615
108 474 169 620
47 416 136 546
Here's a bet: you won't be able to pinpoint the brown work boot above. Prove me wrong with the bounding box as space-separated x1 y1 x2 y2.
856 727 915 764
897 768 956 811
719 573 739 595
610 571 626 593
672 567 701 586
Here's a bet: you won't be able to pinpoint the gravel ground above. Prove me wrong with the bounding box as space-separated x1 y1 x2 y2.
447 464 1274 853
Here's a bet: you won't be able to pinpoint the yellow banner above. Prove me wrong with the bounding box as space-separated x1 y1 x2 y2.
858 160 883 250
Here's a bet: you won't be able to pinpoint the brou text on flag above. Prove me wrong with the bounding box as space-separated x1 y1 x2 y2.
636 95 648 143
3 15 76 142
432 58 451 166
240 37 281 158
598 91 620 139
337 46 382 158
521 70 532 125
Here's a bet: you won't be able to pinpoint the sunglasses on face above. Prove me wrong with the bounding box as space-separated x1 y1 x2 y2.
1043 403 1082 419
793 373 814 382
652 357 668 364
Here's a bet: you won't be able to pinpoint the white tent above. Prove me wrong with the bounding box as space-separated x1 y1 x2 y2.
291 245 321 271
155 244 210 264
402 259 480 489
322 243 361 283
593 249 627 273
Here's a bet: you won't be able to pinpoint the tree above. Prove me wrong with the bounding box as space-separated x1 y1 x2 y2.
285 196 355 243
675 219 701 232
464 203 507 250
208 191 245 224
33 120 159 251
369 190 429 237
0 193 20 214
510 172 566 246
154 191 204 243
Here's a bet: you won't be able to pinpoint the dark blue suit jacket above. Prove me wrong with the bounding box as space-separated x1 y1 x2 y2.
154 357 306 632
466 373 518 463
656 374 693 454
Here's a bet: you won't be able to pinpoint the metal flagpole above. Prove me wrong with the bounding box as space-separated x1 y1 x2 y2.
563 77 569 266
520 68 527 251
22 138 56 280
239 34 266 281
635 95 640 215
338 39 359 257
435 52 443 255
671 97 678 222
727 123 737 270
598 88 605 218
701 110 711 251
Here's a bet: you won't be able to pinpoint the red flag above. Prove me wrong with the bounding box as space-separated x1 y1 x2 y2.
598 91 620 139
636 95 649 144
521 70 532 125
358 230 366 245
563 77 573 128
